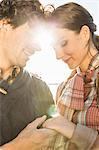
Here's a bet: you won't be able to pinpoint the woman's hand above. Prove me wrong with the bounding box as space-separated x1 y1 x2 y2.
43 115 76 139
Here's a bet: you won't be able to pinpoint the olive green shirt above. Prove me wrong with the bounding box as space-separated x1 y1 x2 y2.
0 69 54 145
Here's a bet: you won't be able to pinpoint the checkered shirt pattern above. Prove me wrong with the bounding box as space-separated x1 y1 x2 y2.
56 53 99 131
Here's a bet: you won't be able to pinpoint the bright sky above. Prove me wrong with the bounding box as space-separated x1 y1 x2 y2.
26 0 99 96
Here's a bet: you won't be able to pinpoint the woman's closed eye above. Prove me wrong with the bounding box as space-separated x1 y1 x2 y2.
60 40 67 47
53 39 67 50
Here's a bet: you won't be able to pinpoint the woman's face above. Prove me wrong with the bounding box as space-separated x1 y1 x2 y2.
0 21 40 67
53 27 89 69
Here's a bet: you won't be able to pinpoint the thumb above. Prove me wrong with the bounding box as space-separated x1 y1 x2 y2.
29 115 47 129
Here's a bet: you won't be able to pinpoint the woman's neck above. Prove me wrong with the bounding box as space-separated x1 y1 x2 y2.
79 47 98 72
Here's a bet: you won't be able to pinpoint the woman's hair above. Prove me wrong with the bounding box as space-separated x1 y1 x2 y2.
50 2 99 50
0 0 44 27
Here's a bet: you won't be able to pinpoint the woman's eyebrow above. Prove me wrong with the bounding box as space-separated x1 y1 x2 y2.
55 37 67 45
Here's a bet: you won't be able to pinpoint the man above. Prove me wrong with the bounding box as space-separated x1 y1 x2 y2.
0 0 56 149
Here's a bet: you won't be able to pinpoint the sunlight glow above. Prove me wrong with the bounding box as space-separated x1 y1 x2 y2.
34 23 55 50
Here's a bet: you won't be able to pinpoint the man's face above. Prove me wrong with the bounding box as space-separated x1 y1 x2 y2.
0 21 41 67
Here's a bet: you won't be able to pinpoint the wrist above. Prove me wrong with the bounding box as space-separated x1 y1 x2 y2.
1 138 18 150
71 124 98 149
56 121 76 139
66 121 76 139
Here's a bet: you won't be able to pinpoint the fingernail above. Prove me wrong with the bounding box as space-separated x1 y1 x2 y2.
42 115 47 119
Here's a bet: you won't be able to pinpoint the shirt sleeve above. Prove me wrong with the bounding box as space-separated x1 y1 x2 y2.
71 123 98 150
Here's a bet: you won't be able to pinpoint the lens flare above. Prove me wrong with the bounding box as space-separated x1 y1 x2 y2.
34 23 55 50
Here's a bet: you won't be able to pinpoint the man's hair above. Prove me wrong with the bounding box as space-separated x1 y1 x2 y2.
0 0 43 27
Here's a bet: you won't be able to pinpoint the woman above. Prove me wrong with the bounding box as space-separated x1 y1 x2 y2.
43 2 99 150
0 0 56 149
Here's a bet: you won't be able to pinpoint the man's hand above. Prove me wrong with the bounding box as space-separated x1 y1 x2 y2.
1 115 57 150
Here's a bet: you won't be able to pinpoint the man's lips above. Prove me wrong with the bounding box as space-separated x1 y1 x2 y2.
23 44 41 57
24 50 34 57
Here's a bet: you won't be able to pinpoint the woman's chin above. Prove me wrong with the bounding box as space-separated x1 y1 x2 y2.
67 63 78 70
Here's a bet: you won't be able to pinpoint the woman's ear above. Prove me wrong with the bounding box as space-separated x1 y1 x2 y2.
80 25 90 43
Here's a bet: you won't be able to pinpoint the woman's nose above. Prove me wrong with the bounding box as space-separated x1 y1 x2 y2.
54 48 64 60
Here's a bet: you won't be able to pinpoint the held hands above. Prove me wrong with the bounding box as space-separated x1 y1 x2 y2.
3 115 57 150
16 115 57 149
43 115 76 139
1 115 75 150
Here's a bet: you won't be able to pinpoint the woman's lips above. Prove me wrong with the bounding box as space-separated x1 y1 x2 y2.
62 57 71 63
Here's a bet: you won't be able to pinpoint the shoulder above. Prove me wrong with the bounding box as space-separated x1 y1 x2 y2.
57 70 76 93
30 72 42 80
30 72 45 84
29 72 53 101
22 70 42 82
56 70 77 101
20 70 46 88
29 72 51 90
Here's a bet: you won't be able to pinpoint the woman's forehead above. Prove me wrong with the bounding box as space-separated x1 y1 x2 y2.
54 28 74 39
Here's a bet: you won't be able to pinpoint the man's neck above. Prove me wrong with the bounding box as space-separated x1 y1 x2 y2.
0 56 13 80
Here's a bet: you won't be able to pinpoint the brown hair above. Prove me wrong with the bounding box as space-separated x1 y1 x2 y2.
50 2 99 50
0 0 43 28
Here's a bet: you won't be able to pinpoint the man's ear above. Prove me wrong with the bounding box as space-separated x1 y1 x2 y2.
80 25 90 43
0 20 12 46
0 19 13 31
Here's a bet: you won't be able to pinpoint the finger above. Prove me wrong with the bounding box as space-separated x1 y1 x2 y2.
42 118 52 128
29 115 47 129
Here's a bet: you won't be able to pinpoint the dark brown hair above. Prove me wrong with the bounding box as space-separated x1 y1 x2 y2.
50 2 99 50
0 0 43 27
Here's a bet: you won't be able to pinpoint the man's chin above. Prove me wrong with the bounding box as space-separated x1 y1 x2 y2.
18 62 27 68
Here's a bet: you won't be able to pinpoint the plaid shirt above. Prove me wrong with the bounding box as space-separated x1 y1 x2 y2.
40 54 99 150
56 53 99 131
